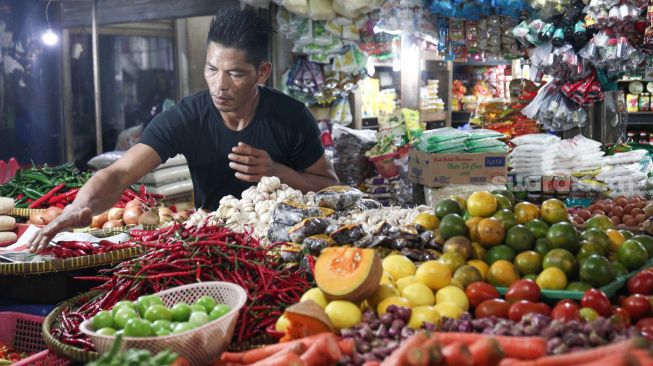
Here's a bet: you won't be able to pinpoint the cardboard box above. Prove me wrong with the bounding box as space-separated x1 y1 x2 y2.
409 149 508 187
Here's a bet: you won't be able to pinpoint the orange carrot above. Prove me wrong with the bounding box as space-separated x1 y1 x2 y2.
220 333 330 363
442 342 473 366
338 338 355 356
432 332 546 360
299 333 341 366
469 337 504 366
248 351 305 366
498 358 530 366
362 362 381 366
381 331 429 366
530 339 636 366
624 349 653 366
573 351 627 366
407 338 442 366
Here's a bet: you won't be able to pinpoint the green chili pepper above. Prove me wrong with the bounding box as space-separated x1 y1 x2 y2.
21 187 43 200
22 172 52 186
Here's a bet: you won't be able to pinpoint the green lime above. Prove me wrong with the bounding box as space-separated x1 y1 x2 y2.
505 224 535 252
580 255 614 287
486 245 516 265
526 219 550 239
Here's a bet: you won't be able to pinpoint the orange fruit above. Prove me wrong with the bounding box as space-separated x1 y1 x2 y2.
514 202 540 224
476 217 505 247
487 260 520 287
467 191 498 218
606 229 626 252
466 217 483 243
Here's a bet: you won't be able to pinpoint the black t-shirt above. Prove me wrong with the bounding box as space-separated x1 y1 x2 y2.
139 86 325 210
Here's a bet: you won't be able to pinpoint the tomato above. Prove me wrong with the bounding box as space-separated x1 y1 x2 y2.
209 304 231 320
551 300 580 322
628 272 653 295
505 279 541 303
466 282 500 308
475 299 510 319
636 318 653 340
195 296 217 313
123 318 154 337
623 294 652 321
611 306 631 328
581 289 612 317
508 300 550 322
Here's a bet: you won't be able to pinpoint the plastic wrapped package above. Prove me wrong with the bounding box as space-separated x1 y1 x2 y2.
145 180 193 196
87 151 124 170
284 0 310 16
331 123 376 186
268 221 292 242
138 165 190 186
302 234 335 255
330 224 366 245
288 217 331 243
604 150 649 166
309 0 336 20
272 200 322 226
315 185 364 210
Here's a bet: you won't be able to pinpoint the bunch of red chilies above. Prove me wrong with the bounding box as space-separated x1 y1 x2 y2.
51 222 311 351
46 240 136 259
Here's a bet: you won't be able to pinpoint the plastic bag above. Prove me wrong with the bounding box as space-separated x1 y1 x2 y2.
288 217 331 243
268 221 291 242
330 224 366 245
309 0 336 20
302 234 334 255
144 180 192 196
331 123 376 186
511 133 561 146
87 151 124 170
272 200 321 226
316 185 364 210
466 129 505 141
138 165 190 186
284 0 310 16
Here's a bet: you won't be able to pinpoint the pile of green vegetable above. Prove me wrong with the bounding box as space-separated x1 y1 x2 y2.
85 334 186 366
0 163 91 208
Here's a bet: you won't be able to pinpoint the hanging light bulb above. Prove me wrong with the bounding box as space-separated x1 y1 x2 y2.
42 28 58 46
41 0 57 46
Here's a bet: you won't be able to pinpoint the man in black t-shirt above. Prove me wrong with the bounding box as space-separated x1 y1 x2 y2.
28 9 339 252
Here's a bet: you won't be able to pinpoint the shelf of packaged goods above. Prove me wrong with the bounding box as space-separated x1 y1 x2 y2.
419 110 447 122
453 60 512 67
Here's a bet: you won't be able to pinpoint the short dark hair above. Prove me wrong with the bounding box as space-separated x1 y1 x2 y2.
207 9 273 67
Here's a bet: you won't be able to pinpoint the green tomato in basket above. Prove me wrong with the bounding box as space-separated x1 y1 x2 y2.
173 322 195 334
135 295 165 317
189 311 210 327
124 318 154 337
145 304 173 322
190 304 208 314
209 304 231 321
152 319 173 334
111 300 138 317
155 329 172 337
195 296 217 313
114 307 138 330
96 327 116 336
92 310 114 330
171 303 192 322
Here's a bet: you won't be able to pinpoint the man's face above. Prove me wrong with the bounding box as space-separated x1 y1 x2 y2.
204 42 262 113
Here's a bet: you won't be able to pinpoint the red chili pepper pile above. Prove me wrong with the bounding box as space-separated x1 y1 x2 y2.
46 240 137 259
51 223 311 350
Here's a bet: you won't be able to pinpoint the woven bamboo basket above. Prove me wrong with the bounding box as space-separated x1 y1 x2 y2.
43 291 102 363
8 207 45 218
0 247 143 275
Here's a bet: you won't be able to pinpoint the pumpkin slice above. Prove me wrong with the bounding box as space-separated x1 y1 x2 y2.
281 300 334 342
314 247 382 303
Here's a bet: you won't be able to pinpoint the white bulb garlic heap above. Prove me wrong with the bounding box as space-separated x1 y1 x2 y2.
204 176 308 239
337 205 431 233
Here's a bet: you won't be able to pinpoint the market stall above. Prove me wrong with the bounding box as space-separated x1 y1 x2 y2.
1 0 653 364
